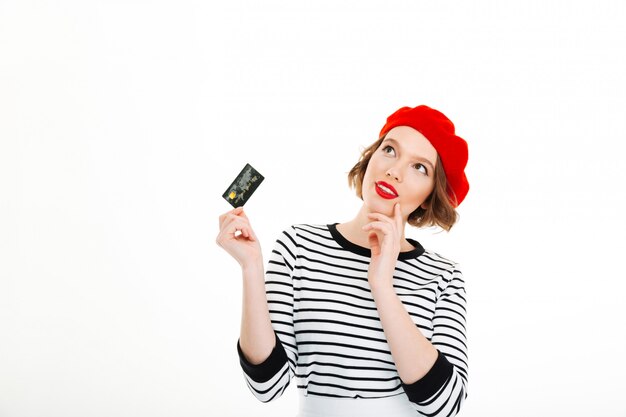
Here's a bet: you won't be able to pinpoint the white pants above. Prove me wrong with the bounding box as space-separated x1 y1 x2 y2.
297 393 416 417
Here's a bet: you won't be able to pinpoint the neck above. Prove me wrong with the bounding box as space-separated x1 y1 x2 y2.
338 204 412 251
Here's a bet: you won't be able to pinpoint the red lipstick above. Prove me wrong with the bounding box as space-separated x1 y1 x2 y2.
375 181 399 199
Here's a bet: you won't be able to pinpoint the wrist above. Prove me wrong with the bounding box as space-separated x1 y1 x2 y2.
241 255 263 271
241 258 264 280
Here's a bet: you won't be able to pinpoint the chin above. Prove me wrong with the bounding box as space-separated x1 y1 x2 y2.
365 195 394 216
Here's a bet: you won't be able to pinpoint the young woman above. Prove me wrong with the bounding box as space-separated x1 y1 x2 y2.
216 105 470 417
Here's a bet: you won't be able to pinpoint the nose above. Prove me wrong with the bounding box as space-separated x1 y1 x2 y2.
386 166 401 182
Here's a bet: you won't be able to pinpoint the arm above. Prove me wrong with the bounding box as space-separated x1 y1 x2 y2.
370 284 439 383
239 261 276 365
238 228 299 402
217 207 276 364
371 267 468 416
216 209 297 402
364 203 468 416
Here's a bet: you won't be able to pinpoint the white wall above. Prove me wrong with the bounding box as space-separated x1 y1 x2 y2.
2 1 625 416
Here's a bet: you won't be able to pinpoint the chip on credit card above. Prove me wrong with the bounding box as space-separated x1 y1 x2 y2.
222 163 265 208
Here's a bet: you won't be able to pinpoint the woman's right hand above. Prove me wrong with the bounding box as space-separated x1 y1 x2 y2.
216 207 263 269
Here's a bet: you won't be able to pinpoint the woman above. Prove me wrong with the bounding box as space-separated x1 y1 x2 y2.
216 105 470 417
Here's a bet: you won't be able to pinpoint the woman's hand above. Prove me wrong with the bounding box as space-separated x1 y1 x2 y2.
362 203 404 290
216 207 262 269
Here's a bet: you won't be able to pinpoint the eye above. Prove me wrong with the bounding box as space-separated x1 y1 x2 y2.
382 145 395 156
413 163 428 175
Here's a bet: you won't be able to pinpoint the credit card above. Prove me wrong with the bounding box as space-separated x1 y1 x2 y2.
222 163 265 208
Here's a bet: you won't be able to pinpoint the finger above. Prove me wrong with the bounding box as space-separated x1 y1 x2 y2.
219 212 228 228
235 225 256 242
368 232 381 256
223 217 251 238
240 226 252 240
232 208 252 228
229 216 257 242
219 206 244 228
362 221 392 235
217 223 255 247
218 226 254 246
235 211 255 237
221 211 250 231
394 203 403 230
219 213 238 231
245 225 258 241
367 212 394 224
238 210 251 223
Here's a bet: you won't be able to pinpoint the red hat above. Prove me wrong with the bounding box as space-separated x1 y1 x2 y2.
379 105 469 207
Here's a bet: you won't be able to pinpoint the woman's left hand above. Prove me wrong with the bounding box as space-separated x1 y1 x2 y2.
362 202 404 290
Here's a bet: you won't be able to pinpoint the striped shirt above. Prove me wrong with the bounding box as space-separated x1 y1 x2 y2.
237 223 468 417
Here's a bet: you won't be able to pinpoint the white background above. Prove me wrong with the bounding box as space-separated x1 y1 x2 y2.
2 1 626 416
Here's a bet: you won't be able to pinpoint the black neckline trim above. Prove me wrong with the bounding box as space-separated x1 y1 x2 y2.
327 223 425 260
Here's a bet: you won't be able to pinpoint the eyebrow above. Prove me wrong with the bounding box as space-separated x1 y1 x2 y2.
383 137 436 172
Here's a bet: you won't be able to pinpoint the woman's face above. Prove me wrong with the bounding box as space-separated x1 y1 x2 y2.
362 126 437 220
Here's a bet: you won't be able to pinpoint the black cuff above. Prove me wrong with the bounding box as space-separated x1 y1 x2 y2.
237 332 289 383
402 350 454 403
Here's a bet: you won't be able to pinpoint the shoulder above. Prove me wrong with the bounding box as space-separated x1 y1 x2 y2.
420 250 466 297
278 223 332 240
272 223 333 248
420 249 459 272
417 249 465 286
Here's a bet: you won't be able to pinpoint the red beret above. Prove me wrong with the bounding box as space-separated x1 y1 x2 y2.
379 105 469 207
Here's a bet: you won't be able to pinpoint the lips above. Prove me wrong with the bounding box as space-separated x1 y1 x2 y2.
375 181 399 199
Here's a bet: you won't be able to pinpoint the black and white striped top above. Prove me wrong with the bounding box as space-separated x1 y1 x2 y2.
237 223 468 417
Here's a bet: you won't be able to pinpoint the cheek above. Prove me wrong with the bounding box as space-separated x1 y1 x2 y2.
363 158 382 180
366 156 380 171
403 178 434 204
